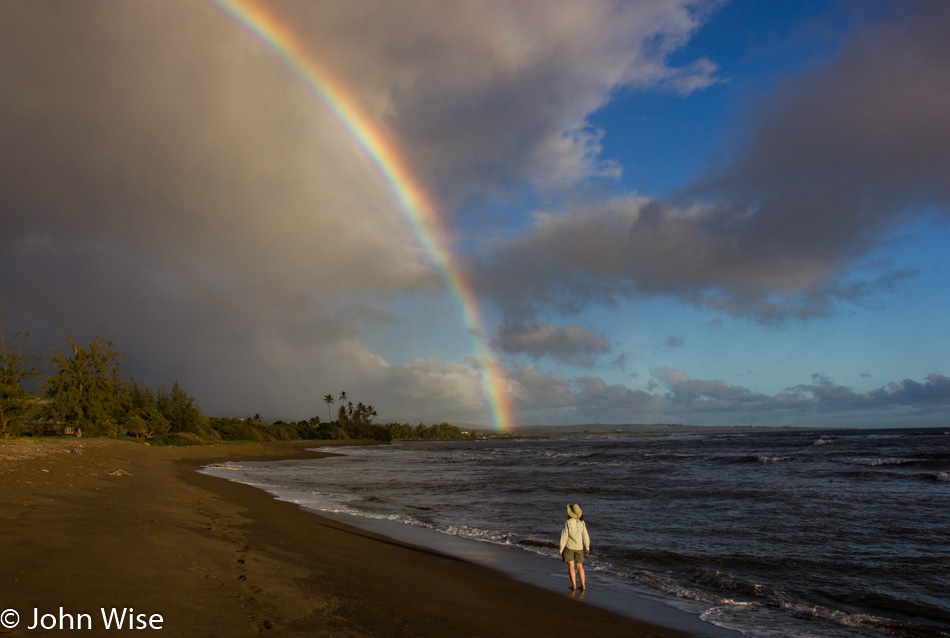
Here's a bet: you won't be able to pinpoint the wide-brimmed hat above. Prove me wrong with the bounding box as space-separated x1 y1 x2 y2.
567 504 583 519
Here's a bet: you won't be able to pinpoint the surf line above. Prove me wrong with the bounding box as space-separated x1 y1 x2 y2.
209 0 514 432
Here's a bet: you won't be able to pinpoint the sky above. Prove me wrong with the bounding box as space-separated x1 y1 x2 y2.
2 0 949 430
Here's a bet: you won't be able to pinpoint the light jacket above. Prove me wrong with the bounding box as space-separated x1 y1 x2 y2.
559 518 590 553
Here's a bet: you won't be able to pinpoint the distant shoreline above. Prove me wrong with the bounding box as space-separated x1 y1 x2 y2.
503 423 949 437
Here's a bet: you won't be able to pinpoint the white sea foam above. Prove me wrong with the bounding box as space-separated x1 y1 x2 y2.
205 463 244 470
844 457 915 467
701 598 899 638
782 600 895 634
615 566 723 606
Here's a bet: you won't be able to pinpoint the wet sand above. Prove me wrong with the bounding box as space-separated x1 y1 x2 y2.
0 438 687 636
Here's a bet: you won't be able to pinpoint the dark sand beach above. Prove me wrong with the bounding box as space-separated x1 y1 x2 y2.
0 439 686 637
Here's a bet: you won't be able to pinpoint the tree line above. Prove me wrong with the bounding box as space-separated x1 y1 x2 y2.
0 319 479 443
312 391 478 441
0 322 212 442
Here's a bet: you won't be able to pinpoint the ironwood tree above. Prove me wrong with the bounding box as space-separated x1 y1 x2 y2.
0 318 39 437
43 336 125 436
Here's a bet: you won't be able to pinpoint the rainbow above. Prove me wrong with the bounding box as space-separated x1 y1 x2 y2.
209 0 514 432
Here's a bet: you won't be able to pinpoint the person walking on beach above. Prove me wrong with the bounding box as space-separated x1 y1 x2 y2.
559 504 590 591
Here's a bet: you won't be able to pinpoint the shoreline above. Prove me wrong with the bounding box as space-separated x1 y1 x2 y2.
2 438 694 636
200 442 741 638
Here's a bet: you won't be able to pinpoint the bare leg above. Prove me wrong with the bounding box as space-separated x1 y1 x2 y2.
577 562 586 590
567 560 577 590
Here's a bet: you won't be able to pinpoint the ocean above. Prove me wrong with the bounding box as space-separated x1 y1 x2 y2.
201 428 950 637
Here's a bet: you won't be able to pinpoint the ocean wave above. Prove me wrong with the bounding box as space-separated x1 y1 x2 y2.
845 457 917 467
299 494 425 527
860 590 950 626
693 569 772 598
848 468 950 484
540 450 584 459
663 434 712 441
440 524 515 544
295 492 530 551
642 452 698 460
700 603 835 638
578 460 626 467
702 598 919 638
903 471 950 484
641 451 795 464
516 536 558 551
594 562 723 606
708 453 797 464
781 599 934 637
615 547 703 568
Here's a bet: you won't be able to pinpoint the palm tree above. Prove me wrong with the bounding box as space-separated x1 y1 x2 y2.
339 390 348 404
323 394 335 422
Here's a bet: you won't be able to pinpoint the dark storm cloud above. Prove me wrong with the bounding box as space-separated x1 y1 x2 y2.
491 321 611 366
0 0 438 417
473 1 950 322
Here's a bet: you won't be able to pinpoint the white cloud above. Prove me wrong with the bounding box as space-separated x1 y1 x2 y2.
652 366 768 407
277 0 721 202
509 362 578 411
358 356 491 425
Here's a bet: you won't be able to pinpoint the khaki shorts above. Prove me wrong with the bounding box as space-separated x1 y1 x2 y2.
562 548 585 564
